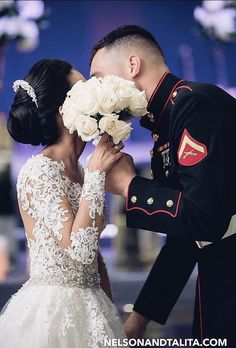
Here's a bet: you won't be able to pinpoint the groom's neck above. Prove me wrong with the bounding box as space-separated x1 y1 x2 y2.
139 64 169 101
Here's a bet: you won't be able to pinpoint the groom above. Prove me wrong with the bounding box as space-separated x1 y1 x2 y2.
90 25 236 345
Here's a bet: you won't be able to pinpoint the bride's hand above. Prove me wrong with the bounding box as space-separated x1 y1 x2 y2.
88 133 124 173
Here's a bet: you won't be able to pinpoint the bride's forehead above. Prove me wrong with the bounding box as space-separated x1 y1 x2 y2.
69 69 86 85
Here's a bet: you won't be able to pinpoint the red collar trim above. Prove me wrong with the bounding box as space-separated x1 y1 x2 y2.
159 79 184 118
148 71 170 109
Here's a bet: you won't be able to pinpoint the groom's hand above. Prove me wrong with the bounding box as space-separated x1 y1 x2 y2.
124 311 149 340
106 153 136 196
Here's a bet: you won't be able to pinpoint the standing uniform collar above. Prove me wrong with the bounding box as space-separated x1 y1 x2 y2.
148 72 184 117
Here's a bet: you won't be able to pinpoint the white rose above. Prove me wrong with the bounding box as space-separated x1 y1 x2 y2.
97 86 118 115
69 80 84 94
102 75 136 112
112 120 132 145
115 84 135 112
102 75 122 93
99 115 132 144
74 115 99 142
61 98 78 134
67 80 100 116
129 90 148 116
85 76 102 90
103 75 135 92
99 114 119 134
74 88 99 115
66 81 84 106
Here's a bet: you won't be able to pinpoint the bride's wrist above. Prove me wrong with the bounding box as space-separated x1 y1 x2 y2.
84 168 106 178
87 164 105 173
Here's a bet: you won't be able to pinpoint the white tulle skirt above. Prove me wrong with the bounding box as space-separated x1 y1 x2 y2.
0 283 127 348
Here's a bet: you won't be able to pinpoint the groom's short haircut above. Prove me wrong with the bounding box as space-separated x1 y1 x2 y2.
90 24 164 64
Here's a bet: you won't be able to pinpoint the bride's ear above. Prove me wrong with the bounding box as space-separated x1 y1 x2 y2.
58 106 63 116
129 54 141 78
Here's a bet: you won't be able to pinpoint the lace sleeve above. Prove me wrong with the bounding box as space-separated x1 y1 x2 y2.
66 169 106 264
17 156 106 264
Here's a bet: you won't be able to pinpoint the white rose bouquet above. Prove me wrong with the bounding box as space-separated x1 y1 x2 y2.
61 75 148 145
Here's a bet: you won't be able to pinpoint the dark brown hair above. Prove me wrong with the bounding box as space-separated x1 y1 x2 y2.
8 58 72 146
90 24 164 64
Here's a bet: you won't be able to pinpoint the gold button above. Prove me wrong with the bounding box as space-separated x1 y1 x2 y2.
150 149 154 157
165 170 169 177
147 197 154 205
150 170 153 178
152 133 159 141
131 195 137 204
166 200 174 208
172 91 177 98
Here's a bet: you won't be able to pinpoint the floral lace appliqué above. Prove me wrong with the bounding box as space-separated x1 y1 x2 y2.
0 154 125 347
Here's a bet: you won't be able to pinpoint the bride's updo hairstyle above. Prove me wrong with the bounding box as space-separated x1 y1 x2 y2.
8 58 72 146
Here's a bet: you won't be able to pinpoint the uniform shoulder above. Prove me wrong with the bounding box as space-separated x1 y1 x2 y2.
170 82 224 137
174 80 227 106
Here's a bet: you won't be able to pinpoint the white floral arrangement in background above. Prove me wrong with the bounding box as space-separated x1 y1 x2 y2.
61 75 148 145
0 0 49 52
194 0 236 42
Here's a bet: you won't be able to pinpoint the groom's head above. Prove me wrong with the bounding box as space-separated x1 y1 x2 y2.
90 25 168 96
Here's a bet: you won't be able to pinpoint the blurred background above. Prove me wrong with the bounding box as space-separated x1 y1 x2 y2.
0 0 236 343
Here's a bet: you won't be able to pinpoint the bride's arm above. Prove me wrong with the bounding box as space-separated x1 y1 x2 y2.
18 135 123 265
57 167 106 264
58 135 123 264
51 134 122 264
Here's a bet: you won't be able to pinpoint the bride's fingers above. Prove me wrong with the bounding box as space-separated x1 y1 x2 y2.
98 134 116 149
100 133 112 143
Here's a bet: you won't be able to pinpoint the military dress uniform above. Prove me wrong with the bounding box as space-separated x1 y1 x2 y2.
126 72 236 346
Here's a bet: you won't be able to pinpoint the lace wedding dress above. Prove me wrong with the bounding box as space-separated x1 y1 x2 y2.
0 154 127 348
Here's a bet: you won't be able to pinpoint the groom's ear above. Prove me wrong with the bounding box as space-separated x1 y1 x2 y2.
129 55 141 78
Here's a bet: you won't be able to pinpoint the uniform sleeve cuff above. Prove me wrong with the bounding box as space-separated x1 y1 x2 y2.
126 176 182 218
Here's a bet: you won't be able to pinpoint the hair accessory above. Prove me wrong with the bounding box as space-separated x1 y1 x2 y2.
13 80 38 108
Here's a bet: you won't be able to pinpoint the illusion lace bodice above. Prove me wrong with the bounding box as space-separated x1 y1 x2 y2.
0 154 126 347
16 154 106 288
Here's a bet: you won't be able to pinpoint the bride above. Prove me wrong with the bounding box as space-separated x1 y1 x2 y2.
0 58 129 347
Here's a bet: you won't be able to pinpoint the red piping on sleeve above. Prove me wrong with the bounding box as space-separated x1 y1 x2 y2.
126 192 182 218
